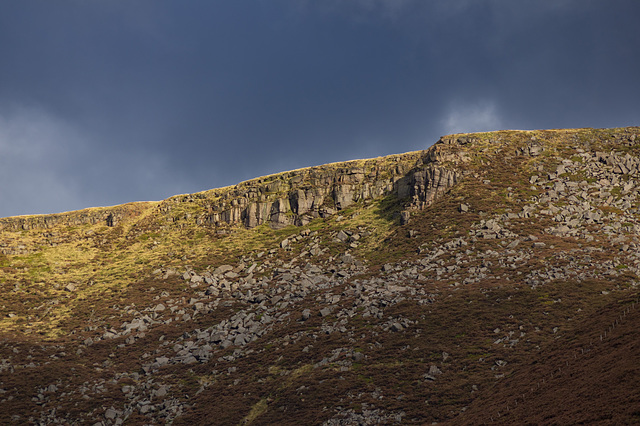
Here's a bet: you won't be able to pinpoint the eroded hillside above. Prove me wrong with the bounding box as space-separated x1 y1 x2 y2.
0 127 639 424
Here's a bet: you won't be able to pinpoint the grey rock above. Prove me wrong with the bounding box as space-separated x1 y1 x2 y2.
506 239 520 249
246 263 257 274
155 386 168 398
429 365 443 376
155 356 170 367
233 334 248 346
105 408 118 420
319 307 333 317
209 332 225 344
390 323 404 332
214 265 234 276
423 364 443 381
181 355 197 364
301 309 311 321
139 404 154 414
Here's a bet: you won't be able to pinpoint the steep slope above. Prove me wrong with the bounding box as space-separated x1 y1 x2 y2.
0 127 639 425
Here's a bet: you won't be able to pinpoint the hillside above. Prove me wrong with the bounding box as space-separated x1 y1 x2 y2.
0 127 639 424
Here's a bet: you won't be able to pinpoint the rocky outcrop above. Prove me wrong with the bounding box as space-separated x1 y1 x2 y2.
1 137 468 232
400 165 460 209
197 160 420 229
163 145 464 229
0 203 150 232
202 159 460 229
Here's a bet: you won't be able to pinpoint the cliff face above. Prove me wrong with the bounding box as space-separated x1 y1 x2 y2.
202 161 460 229
0 137 467 232
160 141 465 230
0 203 151 232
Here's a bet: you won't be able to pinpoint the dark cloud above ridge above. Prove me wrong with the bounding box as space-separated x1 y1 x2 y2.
0 0 638 217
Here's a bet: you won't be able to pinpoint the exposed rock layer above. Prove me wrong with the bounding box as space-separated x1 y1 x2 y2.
1 140 464 231
161 143 464 229
0 203 148 232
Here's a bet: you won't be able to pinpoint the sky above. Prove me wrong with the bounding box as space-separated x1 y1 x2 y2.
0 1 639 217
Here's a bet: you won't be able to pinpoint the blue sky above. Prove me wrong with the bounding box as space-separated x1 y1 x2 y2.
0 1 639 217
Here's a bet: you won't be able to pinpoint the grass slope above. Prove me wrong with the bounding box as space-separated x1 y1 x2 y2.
0 126 638 424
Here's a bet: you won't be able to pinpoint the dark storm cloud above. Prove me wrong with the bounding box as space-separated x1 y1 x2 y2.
0 0 638 217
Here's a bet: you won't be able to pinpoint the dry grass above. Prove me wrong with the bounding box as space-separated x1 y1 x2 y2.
0 127 639 424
